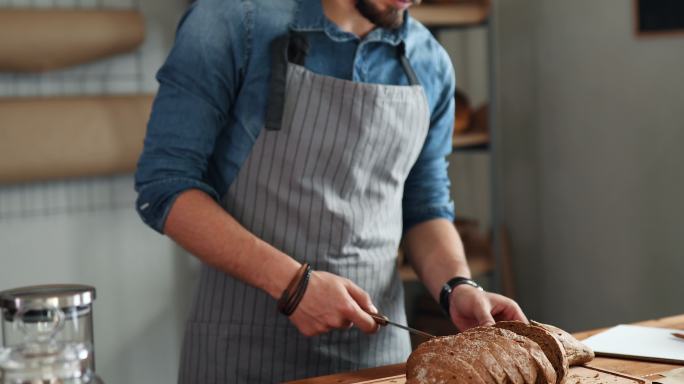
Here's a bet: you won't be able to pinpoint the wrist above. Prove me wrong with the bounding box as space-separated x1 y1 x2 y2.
277 263 312 316
439 276 483 315
254 240 302 299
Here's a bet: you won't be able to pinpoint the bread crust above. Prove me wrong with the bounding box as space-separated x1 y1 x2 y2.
406 365 460 384
416 336 507 384
530 321 594 366
407 351 487 384
406 322 594 384
495 321 568 384
464 327 538 384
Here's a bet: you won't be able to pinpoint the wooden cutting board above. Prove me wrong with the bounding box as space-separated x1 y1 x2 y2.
288 365 650 384
288 314 684 384
321 366 648 384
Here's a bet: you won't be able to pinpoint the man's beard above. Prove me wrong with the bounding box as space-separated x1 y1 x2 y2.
355 0 419 30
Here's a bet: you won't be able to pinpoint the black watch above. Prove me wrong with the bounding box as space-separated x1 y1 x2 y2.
439 277 483 315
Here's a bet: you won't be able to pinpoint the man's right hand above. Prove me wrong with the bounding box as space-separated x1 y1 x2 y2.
288 271 380 337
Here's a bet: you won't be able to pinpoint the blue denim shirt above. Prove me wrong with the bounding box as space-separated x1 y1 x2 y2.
135 0 456 234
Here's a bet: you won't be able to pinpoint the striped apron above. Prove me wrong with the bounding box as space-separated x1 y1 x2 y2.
178 32 431 383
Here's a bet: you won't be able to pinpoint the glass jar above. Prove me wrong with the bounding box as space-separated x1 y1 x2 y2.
0 341 102 384
0 298 103 384
0 285 96 374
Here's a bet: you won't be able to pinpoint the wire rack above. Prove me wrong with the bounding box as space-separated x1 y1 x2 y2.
0 0 154 219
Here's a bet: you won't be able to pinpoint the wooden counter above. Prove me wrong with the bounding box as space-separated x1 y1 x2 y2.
288 314 684 383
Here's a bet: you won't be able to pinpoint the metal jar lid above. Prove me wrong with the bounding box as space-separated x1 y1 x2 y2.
0 285 96 312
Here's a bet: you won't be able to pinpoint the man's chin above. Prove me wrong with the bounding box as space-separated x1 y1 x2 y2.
356 0 405 30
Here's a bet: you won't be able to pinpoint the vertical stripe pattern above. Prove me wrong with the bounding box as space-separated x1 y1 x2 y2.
178 63 430 383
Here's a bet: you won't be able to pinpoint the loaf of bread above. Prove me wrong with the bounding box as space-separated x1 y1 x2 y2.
406 321 594 384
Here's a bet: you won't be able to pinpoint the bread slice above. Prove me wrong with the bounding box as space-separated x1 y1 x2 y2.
530 321 594 366
407 351 487 384
493 327 553 384
495 321 568 384
489 325 556 384
465 327 538 384
415 335 507 384
413 343 498 384
482 338 526 384
406 365 460 384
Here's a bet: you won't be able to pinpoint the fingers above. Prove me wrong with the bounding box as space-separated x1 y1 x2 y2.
490 293 528 323
343 280 379 334
506 301 528 323
288 272 380 336
472 295 495 327
344 280 375 312
452 286 528 329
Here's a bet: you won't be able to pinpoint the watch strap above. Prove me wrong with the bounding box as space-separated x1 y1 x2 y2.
439 276 483 315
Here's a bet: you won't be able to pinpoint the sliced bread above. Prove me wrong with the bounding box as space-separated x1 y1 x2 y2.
495 321 568 384
530 321 594 366
417 335 507 384
406 365 460 384
407 351 487 384
465 327 538 384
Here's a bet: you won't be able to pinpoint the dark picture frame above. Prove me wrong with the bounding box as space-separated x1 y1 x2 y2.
634 0 684 37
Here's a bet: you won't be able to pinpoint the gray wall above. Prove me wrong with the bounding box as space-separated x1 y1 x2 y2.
497 0 684 331
0 0 191 382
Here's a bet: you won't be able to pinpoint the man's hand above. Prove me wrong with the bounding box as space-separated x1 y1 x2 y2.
288 271 380 337
449 285 527 331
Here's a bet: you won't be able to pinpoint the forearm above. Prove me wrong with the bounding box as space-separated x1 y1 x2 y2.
403 218 471 301
164 189 300 299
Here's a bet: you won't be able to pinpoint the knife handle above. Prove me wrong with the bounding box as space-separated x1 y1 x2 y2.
365 310 389 326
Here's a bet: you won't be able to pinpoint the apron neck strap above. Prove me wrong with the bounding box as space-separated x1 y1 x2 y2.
397 42 420 87
265 31 309 131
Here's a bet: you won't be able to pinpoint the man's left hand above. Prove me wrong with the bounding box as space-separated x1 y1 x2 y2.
448 285 527 331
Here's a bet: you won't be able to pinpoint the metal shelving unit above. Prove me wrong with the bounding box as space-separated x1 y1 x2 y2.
406 1 509 295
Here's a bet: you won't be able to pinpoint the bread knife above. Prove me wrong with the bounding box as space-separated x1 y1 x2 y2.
366 311 436 339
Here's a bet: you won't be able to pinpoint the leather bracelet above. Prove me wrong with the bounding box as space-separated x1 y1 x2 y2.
278 263 312 316
282 265 312 316
277 263 309 314
439 276 484 316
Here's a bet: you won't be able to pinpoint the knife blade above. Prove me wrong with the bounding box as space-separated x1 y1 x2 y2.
366 311 436 339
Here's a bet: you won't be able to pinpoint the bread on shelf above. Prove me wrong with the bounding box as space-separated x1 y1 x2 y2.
406 321 594 384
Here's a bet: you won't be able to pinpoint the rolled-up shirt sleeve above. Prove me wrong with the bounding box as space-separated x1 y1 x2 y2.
402 48 456 232
135 1 246 233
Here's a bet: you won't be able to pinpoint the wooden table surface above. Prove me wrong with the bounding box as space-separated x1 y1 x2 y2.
288 313 684 384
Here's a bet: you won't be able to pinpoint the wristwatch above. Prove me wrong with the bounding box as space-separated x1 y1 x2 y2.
439 276 484 315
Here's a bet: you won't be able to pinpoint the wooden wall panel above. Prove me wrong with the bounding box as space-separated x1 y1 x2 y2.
0 10 145 72
0 94 153 184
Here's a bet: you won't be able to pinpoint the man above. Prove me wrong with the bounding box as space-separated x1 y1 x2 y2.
135 0 527 382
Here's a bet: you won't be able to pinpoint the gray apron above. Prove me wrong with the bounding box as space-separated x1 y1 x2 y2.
178 32 430 383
